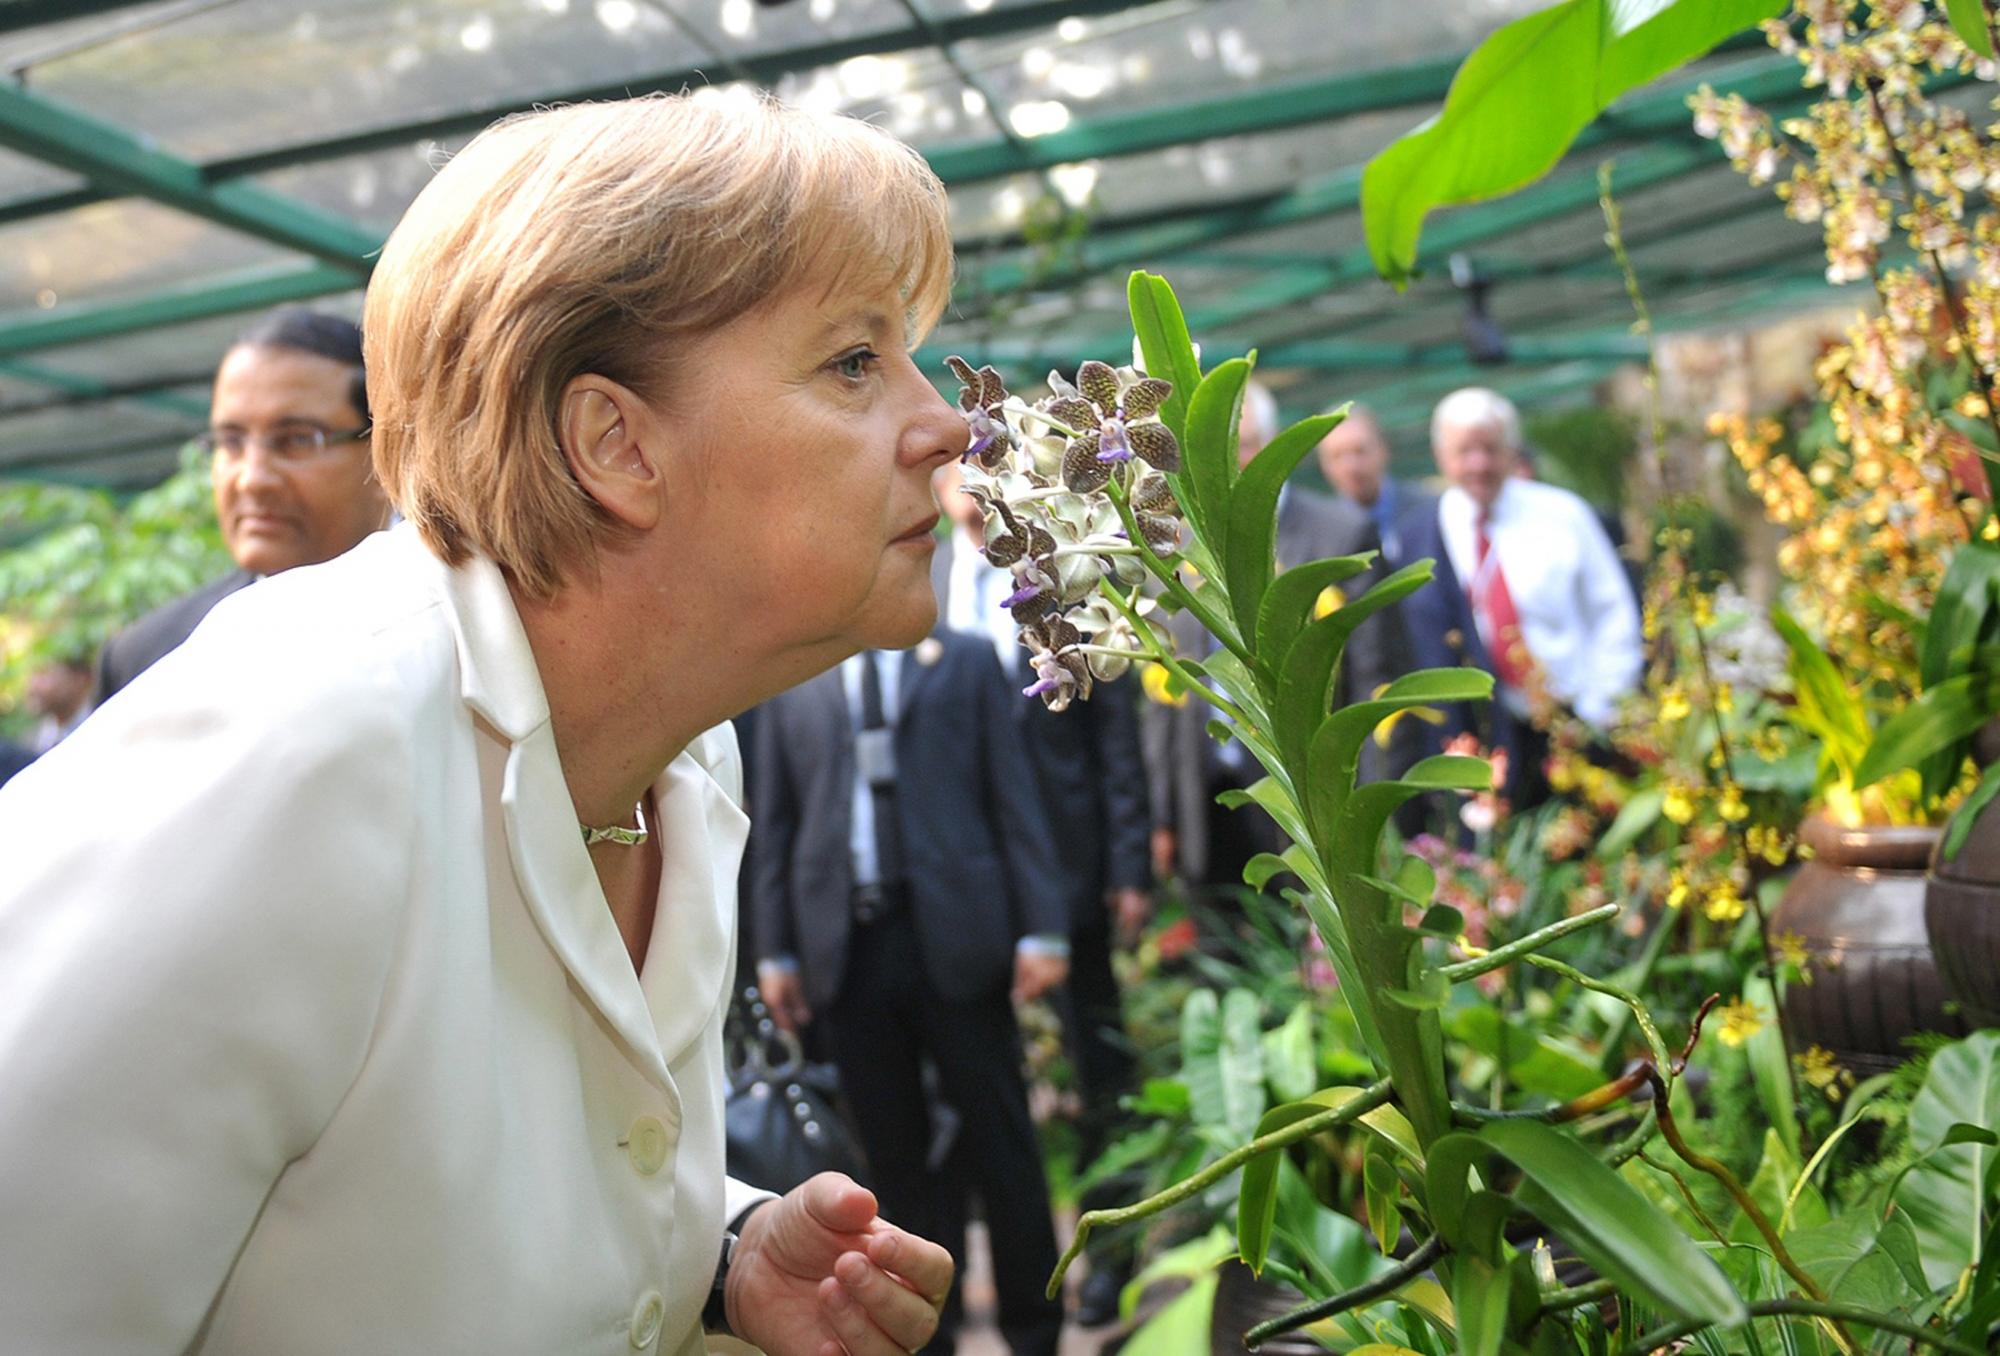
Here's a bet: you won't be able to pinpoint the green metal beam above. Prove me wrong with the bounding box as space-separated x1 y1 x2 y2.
0 261 359 358
0 357 206 420
919 327 1651 374
0 0 157 35
0 0 1202 231
0 81 378 269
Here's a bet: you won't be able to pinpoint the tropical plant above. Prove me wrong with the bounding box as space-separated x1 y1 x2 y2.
940 272 1996 1354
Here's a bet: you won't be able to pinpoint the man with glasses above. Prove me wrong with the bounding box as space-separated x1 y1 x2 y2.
96 309 390 703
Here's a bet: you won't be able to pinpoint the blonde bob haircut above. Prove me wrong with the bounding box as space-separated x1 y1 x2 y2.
366 91 954 598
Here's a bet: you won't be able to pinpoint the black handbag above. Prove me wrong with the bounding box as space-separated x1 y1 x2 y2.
723 989 868 1195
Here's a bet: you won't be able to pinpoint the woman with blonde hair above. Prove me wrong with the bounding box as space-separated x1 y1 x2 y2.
0 91 963 1356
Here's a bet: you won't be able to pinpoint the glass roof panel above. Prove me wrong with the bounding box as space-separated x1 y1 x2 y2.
0 148 86 209
26 293 364 389
0 400 196 472
0 203 306 320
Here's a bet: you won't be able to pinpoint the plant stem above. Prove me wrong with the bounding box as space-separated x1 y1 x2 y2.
1593 898 1679 1075
1437 903 1621 984
1617 1299 1985 1356
1534 1277 1620 1319
1639 1065 1855 1353
1092 579 1244 722
1521 952 1672 1071
1104 474 1249 662
1044 1078 1395 1299
1242 1234 1447 1350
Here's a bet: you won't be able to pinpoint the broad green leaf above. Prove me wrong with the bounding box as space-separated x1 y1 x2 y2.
1256 553 1378 675
1854 672 2000 791
1238 1084 1374 1273
1772 604 1870 781
1787 1208 1928 1318
1120 1273 1218 1351
1215 775 1311 848
1943 757 2000 861
1896 1030 2000 1288
1451 1256 1510 1356
1120 1223 1233 1320
1384 969 1452 1011
1449 1007 1604 1101
1945 0 1998 60
1274 560 1438 771
1304 668 1494 834
1361 0 1783 284
1226 411 1347 646
1262 1005 1318 1104
1482 1117 1747 1326
1921 540 2000 686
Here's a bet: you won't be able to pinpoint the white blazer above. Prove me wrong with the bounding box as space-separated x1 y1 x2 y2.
0 525 769 1355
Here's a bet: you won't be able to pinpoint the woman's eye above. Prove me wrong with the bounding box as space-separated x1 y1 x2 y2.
831 348 880 381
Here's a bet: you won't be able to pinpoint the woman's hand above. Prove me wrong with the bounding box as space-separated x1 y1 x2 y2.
726 1174 952 1356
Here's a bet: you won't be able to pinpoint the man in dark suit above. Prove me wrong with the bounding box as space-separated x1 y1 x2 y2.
932 461 1153 1325
1143 382 1418 893
1316 403 1432 567
750 633 1069 1355
95 308 389 703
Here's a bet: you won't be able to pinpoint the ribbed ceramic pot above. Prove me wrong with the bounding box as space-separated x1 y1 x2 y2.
1769 817 1967 1077
1924 795 2000 1029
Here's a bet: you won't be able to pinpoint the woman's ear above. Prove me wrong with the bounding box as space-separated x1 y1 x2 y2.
557 374 663 532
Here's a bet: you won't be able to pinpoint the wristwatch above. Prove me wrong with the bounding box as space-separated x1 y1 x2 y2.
701 1231 739 1336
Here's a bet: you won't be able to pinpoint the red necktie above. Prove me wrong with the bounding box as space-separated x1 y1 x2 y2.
1473 512 1532 690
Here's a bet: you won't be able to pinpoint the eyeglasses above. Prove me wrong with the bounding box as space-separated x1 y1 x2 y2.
197 424 371 463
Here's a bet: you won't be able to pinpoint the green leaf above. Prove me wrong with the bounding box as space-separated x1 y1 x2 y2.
1945 758 2000 861
1303 668 1494 835
1384 968 1452 1011
1364 1148 1402 1255
1262 1005 1318 1104
1921 540 2000 686
1595 786 1664 860
1945 0 1998 60
1481 1118 1747 1327
1256 553 1378 674
1238 1084 1377 1273
1126 271 1203 448
1226 411 1347 646
1772 604 1870 781
1788 1208 1929 1318
1274 560 1439 771
1742 974 1798 1163
1896 1030 2000 1288
1451 1255 1510 1356
1854 671 2000 791
1121 1270 1221 1347
1360 0 1783 284
1449 1007 1605 1101
1424 1133 1489 1251
1178 357 1251 564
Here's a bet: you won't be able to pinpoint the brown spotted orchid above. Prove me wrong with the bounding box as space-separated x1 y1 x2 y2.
944 355 1184 711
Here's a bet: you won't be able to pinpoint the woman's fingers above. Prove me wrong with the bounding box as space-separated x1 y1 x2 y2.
866 1227 954 1309
818 1263 934 1356
835 1251 941 1353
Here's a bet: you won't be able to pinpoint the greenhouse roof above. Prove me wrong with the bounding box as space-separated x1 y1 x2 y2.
0 0 1884 487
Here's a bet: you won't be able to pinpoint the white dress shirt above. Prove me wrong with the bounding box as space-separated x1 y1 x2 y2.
944 525 1020 674
0 525 768 1355
1437 478 1641 727
841 647 903 885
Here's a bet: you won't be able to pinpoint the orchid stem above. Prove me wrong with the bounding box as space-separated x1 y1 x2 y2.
1437 903 1621 984
1093 580 1246 723
1045 1078 1395 1299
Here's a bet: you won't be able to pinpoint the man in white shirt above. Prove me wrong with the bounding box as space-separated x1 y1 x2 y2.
1404 387 1641 803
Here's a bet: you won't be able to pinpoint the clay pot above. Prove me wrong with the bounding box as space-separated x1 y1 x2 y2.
1925 799 2000 1029
1769 817 1967 1077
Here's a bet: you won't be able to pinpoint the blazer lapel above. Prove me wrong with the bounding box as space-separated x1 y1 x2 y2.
430 536 673 1091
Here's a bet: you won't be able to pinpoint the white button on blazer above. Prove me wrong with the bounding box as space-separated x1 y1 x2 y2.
0 524 769 1355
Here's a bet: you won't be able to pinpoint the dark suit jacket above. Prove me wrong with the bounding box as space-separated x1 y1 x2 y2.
1142 487 1415 883
95 571 254 705
1396 498 1517 761
748 631 1069 1012
931 537 1152 931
